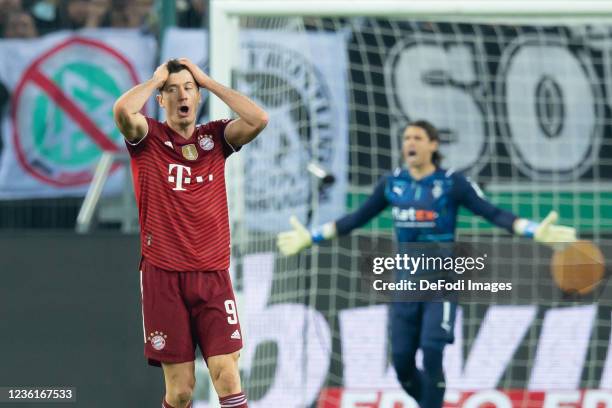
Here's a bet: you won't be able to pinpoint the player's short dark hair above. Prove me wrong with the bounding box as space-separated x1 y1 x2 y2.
166 59 188 75
408 119 443 167
159 59 193 92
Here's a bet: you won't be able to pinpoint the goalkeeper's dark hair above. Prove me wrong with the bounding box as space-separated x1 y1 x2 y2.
158 59 190 91
409 119 443 167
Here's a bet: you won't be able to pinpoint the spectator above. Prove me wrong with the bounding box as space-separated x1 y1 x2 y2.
0 0 23 34
127 0 153 28
3 10 38 38
58 0 87 29
84 0 112 29
110 0 154 29
59 0 111 30
177 0 208 28
0 0 22 13
28 0 62 35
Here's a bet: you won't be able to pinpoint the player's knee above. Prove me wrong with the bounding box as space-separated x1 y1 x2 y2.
165 371 196 403
392 351 421 399
422 347 445 384
208 352 241 395
210 363 240 394
392 351 416 381
167 385 194 405
166 370 196 388
212 366 240 394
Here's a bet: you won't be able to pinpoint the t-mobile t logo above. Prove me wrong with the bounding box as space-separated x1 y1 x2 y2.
168 164 213 191
168 164 191 191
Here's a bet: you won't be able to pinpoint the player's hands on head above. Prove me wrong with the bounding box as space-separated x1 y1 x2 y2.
178 58 211 89
534 211 577 251
152 61 169 88
277 216 313 256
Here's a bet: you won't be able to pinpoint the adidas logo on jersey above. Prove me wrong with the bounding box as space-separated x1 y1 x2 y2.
231 330 241 340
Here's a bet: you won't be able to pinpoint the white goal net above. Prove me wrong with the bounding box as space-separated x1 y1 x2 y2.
208 2 612 407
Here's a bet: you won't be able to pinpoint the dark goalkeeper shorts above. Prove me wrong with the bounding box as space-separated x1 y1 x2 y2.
139 257 243 367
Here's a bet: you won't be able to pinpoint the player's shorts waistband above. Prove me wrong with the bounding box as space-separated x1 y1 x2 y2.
140 256 229 274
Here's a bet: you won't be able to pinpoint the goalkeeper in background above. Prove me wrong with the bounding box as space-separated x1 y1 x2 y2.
277 120 576 408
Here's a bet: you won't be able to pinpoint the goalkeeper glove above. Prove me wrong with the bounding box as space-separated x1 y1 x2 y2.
277 216 336 256
514 211 577 251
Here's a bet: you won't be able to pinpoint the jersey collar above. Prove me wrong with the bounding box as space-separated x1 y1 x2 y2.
403 166 443 183
163 121 199 145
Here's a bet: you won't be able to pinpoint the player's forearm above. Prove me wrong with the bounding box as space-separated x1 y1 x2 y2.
205 79 268 129
513 218 536 237
311 222 338 243
113 79 159 116
315 201 385 242
481 207 517 234
335 180 389 236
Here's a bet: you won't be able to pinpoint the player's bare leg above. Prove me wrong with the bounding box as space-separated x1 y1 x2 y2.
208 351 248 407
161 361 196 408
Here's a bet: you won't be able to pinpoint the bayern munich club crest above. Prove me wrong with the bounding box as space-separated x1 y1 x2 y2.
198 134 214 151
147 331 168 351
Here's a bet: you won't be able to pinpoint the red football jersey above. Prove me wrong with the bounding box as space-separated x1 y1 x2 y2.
126 117 237 271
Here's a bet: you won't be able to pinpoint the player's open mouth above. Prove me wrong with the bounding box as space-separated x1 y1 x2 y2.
407 150 417 157
178 105 190 117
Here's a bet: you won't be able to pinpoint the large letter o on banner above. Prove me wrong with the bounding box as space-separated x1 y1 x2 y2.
497 36 603 180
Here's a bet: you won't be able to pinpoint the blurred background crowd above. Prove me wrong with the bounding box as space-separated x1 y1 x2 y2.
0 0 209 38
0 0 210 228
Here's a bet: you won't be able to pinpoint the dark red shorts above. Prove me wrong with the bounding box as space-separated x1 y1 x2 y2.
139 257 243 367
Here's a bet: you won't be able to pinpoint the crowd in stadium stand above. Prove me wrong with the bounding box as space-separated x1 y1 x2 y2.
0 0 209 38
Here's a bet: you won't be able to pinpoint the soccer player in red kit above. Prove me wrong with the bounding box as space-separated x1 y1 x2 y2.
112 58 268 408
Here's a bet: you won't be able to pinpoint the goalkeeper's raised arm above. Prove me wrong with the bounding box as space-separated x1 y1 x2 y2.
277 120 576 256
277 175 389 256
